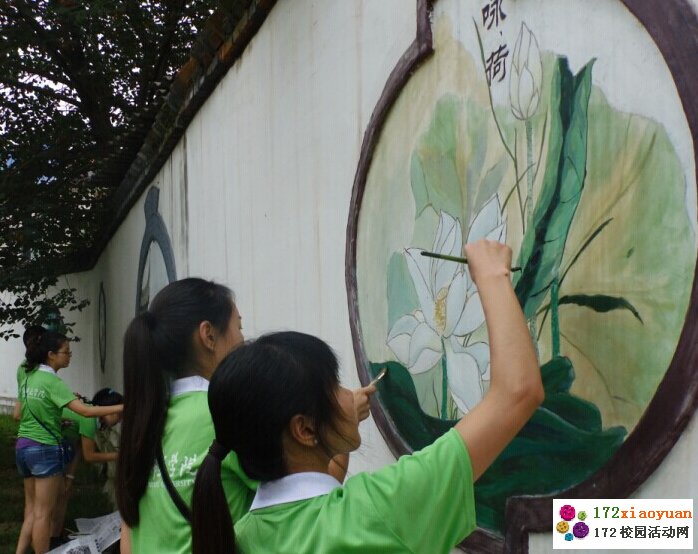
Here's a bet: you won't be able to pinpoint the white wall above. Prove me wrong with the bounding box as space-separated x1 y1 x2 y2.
1 1 696 552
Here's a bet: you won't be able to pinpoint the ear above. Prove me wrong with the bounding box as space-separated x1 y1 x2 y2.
288 414 318 448
197 321 216 352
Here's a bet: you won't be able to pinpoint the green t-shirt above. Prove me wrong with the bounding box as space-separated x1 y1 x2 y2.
130 388 257 554
17 365 77 445
235 428 476 554
61 407 98 443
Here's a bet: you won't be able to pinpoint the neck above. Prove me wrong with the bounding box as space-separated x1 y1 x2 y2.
282 436 332 475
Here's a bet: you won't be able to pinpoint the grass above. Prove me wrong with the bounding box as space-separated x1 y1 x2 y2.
0 414 114 554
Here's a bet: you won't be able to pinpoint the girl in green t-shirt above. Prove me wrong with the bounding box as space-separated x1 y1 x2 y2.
15 330 124 554
191 240 545 554
116 278 256 554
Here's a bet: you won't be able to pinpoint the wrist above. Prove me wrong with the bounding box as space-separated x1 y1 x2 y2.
473 269 512 288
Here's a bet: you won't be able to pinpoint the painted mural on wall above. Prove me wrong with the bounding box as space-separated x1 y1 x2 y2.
136 187 177 314
355 0 696 534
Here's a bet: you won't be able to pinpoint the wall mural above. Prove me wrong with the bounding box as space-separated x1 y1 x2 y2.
136 187 177 314
347 0 698 551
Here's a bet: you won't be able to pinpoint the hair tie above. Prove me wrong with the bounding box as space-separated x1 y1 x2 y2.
208 440 230 462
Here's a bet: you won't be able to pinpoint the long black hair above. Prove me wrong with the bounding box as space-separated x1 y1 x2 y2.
116 278 235 526
25 330 68 371
191 331 343 554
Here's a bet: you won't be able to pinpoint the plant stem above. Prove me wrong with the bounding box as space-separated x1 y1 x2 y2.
525 119 535 232
551 275 560 357
524 119 539 355
441 341 448 420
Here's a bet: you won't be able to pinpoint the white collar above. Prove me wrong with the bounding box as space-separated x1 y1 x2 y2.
250 472 342 511
171 375 209 397
37 364 57 375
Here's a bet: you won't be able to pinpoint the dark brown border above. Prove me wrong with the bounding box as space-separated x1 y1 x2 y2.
345 1 698 553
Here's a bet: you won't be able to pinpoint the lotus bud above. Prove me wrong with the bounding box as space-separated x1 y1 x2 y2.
510 23 543 121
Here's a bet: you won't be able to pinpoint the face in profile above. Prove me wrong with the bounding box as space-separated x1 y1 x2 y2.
324 386 362 454
50 341 72 370
214 306 244 366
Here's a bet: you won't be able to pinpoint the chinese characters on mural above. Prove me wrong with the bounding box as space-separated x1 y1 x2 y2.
482 0 509 84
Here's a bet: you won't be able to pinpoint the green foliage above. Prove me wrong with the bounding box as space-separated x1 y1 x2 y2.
410 95 507 229
514 58 594 318
369 356 625 534
0 1 217 337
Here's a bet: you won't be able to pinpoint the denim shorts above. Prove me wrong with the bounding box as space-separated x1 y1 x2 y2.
16 443 65 478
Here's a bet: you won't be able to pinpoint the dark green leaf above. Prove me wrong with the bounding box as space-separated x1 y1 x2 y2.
559 294 643 323
514 57 595 317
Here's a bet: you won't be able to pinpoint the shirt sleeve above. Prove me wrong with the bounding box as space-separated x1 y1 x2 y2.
49 377 77 409
347 428 476 553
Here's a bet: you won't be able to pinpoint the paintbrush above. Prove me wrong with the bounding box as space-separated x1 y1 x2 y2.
420 250 522 272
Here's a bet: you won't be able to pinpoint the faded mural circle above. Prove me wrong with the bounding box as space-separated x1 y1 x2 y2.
354 0 697 534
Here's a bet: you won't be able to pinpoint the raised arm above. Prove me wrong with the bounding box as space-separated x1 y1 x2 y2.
454 240 544 480
66 399 123 418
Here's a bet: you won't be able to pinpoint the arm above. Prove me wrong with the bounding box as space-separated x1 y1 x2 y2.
81 436 118 463
454 240 544 480
66 399 123 418
13 400 21 422
120 523 132 554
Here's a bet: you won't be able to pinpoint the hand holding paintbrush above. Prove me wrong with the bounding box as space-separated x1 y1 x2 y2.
420 250 521 272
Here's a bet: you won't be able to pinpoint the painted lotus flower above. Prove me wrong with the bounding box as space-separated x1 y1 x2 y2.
387 196 506 413
510 23 543 121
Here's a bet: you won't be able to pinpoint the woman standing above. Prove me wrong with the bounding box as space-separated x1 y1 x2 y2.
191 240 544 553
116 278 256 554
15 331 123 554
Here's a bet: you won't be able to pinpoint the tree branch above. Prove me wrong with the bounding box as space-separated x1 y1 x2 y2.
0 77 81 107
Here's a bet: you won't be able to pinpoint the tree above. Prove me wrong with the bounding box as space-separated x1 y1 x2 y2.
0 0 215 339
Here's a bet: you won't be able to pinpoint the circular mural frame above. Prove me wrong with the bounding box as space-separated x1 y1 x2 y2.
135 187 177 314
345 1 698 552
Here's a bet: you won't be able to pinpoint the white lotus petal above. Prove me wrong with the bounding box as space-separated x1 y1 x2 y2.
432 213 462 293
517 66 536 119
408 321 443 374
444 339 484 413
452 290 485 336
387 312 422 340
465 341 491 380
409 347 443 375
526 28 543 86
433 212 457 251
486 221 507 243
467 195 503 243
387 313 422 366
443 271 468 337
404 248 436 327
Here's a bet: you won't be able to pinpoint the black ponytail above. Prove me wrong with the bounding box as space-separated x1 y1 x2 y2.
25 330 67 370
116 278 234 527
192 442 235 554
191 332 343 553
